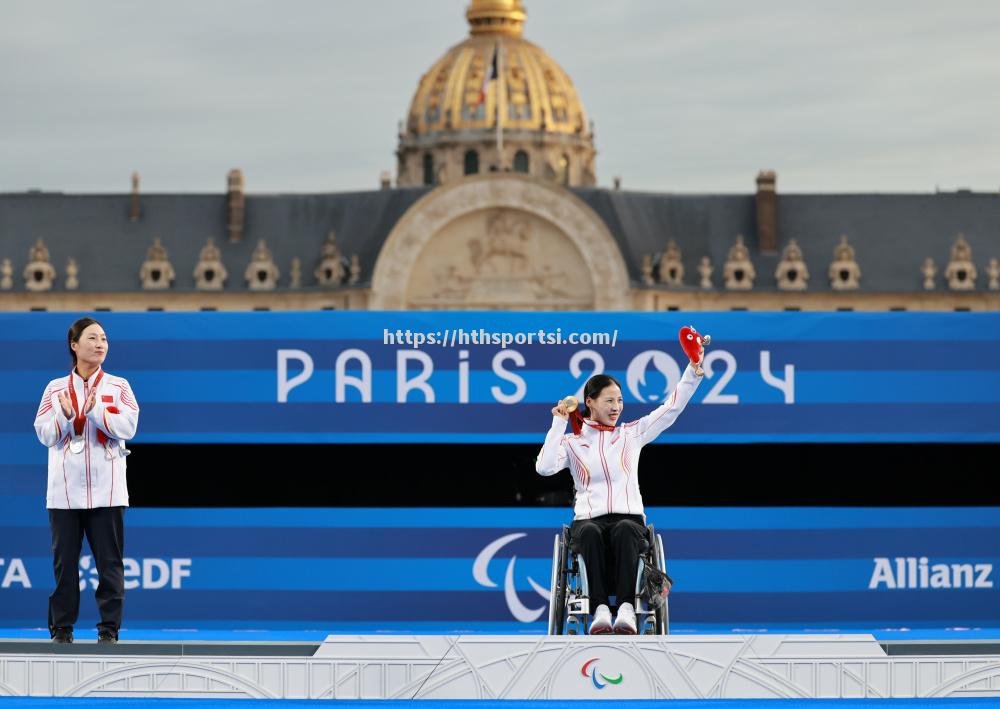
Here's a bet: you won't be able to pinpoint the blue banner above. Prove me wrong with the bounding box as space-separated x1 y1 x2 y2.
5 313 996 631
2 311 999 445
0 506 996 631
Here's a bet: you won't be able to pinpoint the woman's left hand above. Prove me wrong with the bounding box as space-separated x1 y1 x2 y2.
84 389 97 413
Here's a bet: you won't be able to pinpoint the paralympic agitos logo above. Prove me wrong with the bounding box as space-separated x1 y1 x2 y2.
472 533 550 622
581 658 623 689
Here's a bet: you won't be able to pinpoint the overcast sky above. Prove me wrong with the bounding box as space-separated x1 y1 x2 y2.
2 1 998 194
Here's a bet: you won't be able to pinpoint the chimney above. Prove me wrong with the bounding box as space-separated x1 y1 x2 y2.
227 169 245 243
756 170 777 253
613 176 622 191
380 171 391 190
130 171 141 222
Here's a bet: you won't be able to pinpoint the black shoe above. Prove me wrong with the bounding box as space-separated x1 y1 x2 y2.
97 630 118 644
52 627 73 644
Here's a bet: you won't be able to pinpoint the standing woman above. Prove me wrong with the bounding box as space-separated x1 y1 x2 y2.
32 317 139 644
536 341 703 634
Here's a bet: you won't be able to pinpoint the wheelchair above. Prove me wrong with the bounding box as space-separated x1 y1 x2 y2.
547 523 672 635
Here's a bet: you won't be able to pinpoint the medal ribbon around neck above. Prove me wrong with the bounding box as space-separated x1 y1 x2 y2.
69 369 104 437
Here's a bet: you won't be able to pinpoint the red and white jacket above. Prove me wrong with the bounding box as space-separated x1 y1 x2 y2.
33 367 139 509
535 363 703 520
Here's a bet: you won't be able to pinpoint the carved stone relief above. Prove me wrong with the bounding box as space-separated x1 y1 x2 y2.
405 208 591 309
371 175 629 310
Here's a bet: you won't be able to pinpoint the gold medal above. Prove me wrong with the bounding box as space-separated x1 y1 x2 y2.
561 396 578 412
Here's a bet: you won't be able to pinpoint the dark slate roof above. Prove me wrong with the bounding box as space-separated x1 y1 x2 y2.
573 189 1000 292
1 186 997 293
572 190 756 286
0 189 431 292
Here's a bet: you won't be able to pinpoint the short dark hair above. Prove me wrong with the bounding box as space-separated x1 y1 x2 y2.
581 373 622 417
67 317 103 366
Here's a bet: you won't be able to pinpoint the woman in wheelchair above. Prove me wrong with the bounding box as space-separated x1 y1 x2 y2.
536 342 704 634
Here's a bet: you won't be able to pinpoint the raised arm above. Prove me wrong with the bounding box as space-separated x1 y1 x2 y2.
633 363 703 447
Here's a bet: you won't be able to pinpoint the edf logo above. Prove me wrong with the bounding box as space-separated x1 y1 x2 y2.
79 556 192 591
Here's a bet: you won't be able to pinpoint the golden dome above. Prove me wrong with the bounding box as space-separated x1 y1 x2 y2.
405 1 590 138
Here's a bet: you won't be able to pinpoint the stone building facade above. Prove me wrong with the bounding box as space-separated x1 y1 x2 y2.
1 0 998 313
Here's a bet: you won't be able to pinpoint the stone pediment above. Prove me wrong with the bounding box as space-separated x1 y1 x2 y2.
407 208 589 308
371 174 628 310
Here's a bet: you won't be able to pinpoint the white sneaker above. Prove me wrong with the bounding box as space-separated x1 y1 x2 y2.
589 604 613 635
613 602 637 635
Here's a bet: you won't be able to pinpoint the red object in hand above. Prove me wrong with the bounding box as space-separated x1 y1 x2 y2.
679 325 709 364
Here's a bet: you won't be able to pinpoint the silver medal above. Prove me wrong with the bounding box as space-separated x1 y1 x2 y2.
69 436 85 454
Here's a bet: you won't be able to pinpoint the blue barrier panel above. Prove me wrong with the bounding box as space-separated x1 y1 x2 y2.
0 506 996 630
3 311 999 444
4 312 998 630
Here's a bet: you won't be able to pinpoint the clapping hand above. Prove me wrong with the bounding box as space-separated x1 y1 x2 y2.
57 390 74 418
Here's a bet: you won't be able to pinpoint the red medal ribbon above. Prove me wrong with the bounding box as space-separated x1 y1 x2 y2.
68 368 104 437
569 410 616 435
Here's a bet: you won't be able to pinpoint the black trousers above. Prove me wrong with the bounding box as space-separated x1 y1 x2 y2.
48 506 125 636
570 513 646 610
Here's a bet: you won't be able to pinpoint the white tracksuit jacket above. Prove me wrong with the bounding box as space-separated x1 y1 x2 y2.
535 363 703 520
33 367 140 509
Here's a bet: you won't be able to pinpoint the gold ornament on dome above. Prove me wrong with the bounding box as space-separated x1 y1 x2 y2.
466 0 526 37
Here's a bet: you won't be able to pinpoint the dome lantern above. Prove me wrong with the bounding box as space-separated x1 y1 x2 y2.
466 0 527 37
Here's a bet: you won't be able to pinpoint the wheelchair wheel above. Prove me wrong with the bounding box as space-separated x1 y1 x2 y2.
653 532 669 635
547 528 569 634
